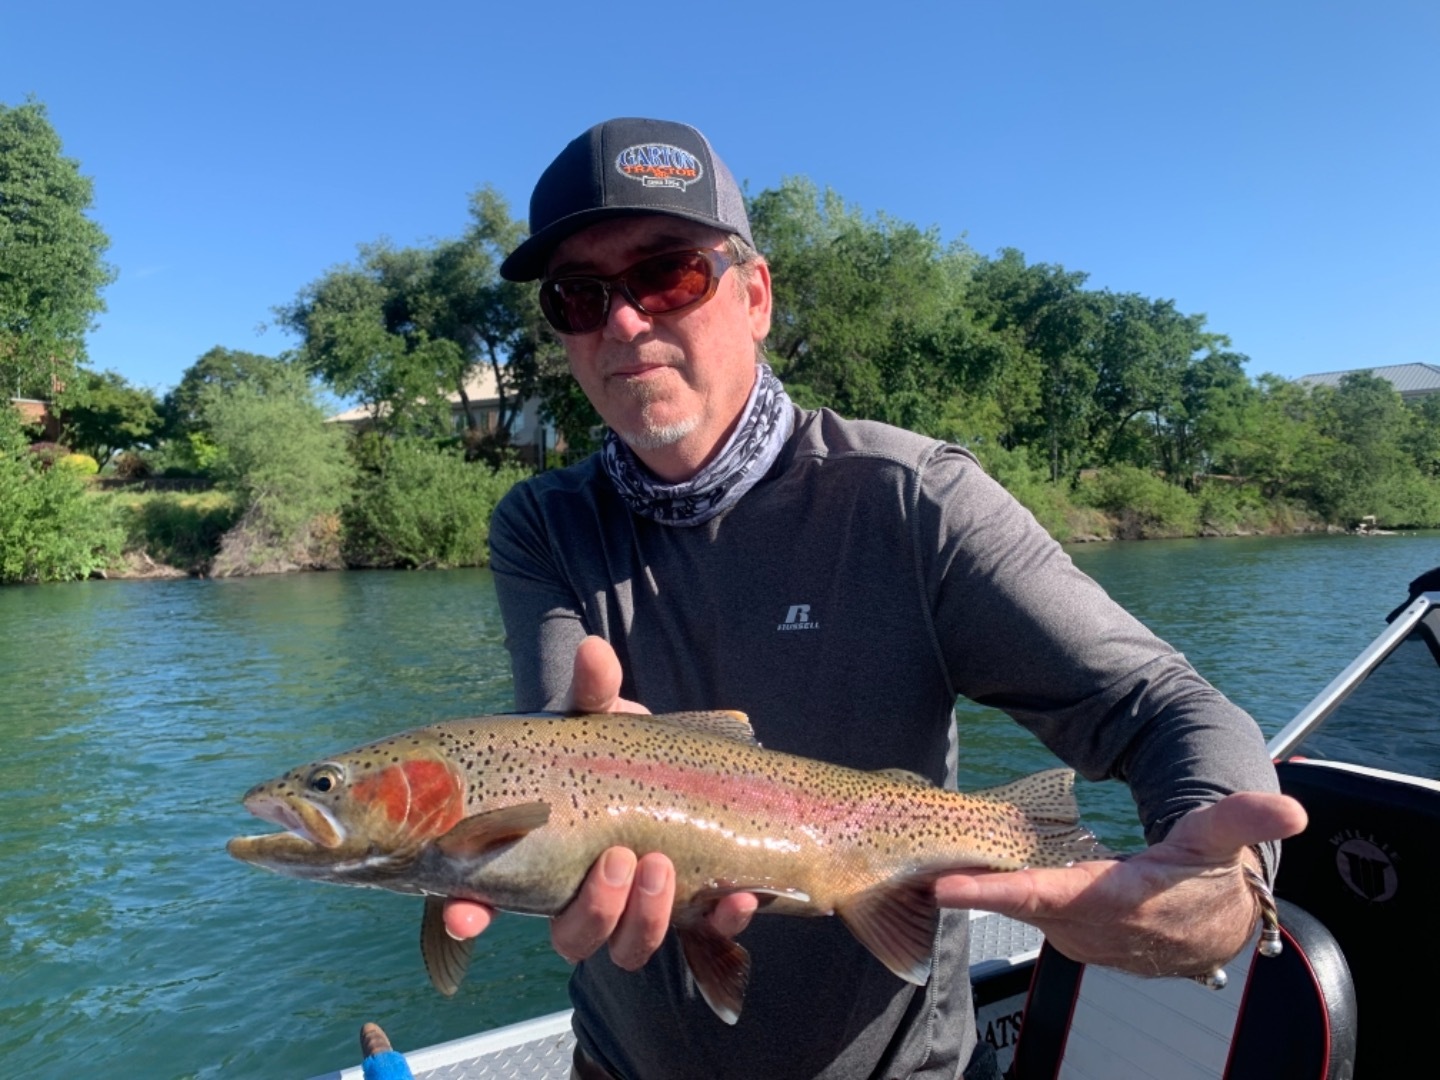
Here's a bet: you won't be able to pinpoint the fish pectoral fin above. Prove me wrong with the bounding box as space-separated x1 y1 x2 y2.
673 915 751 1025
420 895 472 996
835 876 939 986
434 802 551 860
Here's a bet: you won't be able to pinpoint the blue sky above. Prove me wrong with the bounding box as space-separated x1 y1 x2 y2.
3 1 1436 396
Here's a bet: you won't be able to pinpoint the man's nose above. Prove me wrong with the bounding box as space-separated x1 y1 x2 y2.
603 290 653 341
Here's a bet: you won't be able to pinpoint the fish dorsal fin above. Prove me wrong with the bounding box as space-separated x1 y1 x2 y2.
968 767 1112 866
653 710 757 744
968 767 1079 822
434 802 551 860
420 895 472 996
672 913 752 1024
834 874 939 986
874 767 935 788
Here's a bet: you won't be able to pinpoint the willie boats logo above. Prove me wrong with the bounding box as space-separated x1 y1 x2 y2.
615 143 703 190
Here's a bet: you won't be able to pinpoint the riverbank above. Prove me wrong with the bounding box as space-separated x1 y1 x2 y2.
96 490 1347 581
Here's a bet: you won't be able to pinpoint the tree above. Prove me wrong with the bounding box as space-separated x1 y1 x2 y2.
0 99 115 399
749 177 981 432
60 369 163 465
163 346 293 438
279 186 561 445
967 251 1099 482
201 365 355 556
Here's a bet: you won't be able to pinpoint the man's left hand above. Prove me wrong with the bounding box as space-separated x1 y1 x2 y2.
934 791 1308 978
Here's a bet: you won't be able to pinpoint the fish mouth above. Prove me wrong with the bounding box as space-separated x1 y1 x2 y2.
237 793 345 850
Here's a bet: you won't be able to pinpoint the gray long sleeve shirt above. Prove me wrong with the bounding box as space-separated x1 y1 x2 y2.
489 407 1279 1080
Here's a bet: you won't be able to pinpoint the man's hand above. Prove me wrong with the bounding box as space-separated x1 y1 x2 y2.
934 791 1308 978
442 636 757 966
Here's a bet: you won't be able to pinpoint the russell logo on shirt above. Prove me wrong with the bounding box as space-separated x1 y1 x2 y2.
778 604 819 632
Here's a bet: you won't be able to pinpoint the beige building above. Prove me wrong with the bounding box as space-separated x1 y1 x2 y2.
326 368 561 460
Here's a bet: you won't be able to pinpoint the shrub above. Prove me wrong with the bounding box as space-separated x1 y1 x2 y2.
112 450 151 479
1076 465 1200 539
201 366 355 565
344 438 528 568
56 453 100 475
115 490 241 571
1 412 123 582
27 441 69 467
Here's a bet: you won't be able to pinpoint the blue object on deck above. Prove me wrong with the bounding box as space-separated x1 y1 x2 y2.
361 1049 414 1080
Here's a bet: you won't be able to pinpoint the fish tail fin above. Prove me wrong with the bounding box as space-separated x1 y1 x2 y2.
674 915 751 1025
971 767 1113 867
835 876 939 986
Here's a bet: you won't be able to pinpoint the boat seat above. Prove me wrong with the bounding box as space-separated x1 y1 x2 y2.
1276 756 1440 1079
1009 897 1355 1080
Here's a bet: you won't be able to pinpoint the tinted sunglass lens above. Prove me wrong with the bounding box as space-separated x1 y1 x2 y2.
628 252 711 313
542 281 609 334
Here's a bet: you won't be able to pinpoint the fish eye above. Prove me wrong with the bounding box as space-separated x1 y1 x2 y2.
306 764 345 794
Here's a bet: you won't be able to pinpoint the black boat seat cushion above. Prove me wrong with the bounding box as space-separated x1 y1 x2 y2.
1010 897 1355 1080
1276 756 1440 1079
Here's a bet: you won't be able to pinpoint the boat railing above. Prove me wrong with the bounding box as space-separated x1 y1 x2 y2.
1266 591 1438 761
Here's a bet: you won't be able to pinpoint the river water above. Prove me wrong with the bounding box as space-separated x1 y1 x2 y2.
2 533 1437 1078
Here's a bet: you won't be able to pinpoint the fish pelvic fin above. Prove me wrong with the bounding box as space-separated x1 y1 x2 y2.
421 895 472 996
971 767 1112 867
433 801 551 861
835 875 939 986
673 911 751 1025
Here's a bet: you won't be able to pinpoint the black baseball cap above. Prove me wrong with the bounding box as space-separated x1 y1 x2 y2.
499 117 755 282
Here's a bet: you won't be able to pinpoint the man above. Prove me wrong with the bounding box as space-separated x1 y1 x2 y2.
445 118 1306 1079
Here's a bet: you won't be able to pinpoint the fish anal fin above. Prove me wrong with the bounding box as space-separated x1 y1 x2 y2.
673 916 751 1025
434 801 550 860
420 895 472 996
835 875 939 986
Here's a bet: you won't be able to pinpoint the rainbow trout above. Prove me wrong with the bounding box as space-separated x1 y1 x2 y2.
228 711 1105 1023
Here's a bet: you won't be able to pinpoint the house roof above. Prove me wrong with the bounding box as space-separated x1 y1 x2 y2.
325 370 501 424
1295 363 1440 396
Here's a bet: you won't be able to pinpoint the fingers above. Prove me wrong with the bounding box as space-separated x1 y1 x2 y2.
567 636 650 715
934 862 1109 918
551 849 676 969
442 898 496 940
708 891 760 938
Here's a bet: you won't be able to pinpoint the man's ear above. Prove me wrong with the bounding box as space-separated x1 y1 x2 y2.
745 258 773 343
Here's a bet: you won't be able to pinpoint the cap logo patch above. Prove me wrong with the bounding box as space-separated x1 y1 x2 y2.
615 143 703 190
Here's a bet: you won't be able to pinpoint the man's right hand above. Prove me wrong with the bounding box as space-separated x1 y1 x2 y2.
442 636 757 969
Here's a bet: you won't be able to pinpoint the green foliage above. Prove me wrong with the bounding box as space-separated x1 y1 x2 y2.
0 405 123 582
0 99 115 397
56 452 98 475
750 177 982 432
279 187 567 443
200 365 356 546
59 368 162 464
113 489 240 570
343 437 527 568
162 346 292 438
1076 465 1200 539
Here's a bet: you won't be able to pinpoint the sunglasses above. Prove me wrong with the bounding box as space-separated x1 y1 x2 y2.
538 248 735 335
